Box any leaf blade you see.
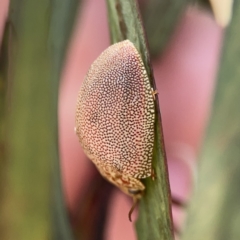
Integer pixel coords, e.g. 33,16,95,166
106,0,174,239
182,1,240,239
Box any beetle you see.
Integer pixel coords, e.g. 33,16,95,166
75,40,155,221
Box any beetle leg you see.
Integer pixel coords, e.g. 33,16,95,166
128,197,139,222
151,88,158,100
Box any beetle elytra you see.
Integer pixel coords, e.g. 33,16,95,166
75,40,155,221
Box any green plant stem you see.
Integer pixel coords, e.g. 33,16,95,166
140,0,190,57
106,0,174,239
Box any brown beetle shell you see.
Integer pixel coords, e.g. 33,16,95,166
75,40,155,197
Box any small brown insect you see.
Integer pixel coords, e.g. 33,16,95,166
75,40,155,221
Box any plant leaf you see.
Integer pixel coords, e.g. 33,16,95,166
140,0,190,57
106,0,174,239
48,0,82,239
0,0,80,239
0,1,54,238
0,21,9,237
182,1,240,239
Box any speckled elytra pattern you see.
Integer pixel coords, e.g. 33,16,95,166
75,40,155,197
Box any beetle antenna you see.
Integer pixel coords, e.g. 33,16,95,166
128,197,138,222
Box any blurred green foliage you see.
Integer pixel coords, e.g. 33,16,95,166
0,1,54,238
182,1,240,240
0,0,80,239
140,0,190,57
